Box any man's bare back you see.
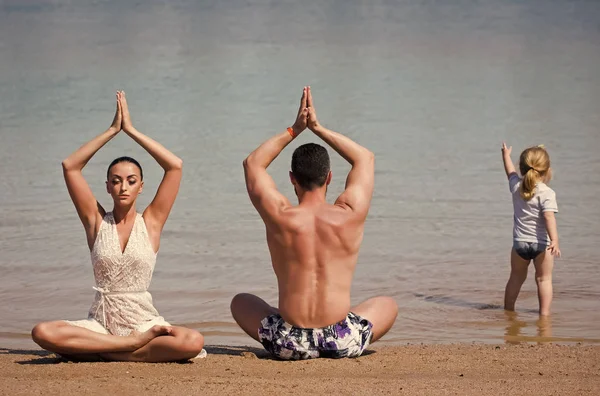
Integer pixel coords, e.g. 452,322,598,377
231,87,397,359
268,203,365,328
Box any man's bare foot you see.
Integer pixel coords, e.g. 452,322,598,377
118,91,134,133
129,325,172,350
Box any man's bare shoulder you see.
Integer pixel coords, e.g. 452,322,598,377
278,203,356,228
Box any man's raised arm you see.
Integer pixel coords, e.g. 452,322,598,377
243,87,309,220
306,87,374,216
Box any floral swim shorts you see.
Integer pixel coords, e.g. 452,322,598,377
258,312,373,360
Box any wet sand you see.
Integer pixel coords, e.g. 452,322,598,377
1,344,598,395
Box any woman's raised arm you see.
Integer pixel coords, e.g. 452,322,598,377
118,91,182,235
62,93,121,247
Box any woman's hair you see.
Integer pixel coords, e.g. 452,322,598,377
106,156,143,180
519,146,550,201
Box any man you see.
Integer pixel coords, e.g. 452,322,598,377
231,87,398,360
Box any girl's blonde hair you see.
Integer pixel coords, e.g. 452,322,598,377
519,145,551,201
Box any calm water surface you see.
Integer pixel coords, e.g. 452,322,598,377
1,0,599,349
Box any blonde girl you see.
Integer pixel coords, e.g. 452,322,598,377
501,143,560,316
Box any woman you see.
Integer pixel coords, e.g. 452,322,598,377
31,91,205,362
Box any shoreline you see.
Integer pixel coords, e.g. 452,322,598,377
1,344,598,395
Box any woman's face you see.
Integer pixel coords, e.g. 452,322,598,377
106,162,143,207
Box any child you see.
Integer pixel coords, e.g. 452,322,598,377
501,143,560,316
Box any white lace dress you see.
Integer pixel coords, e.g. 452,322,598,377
66,212,168,335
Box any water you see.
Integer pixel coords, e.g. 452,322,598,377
1,0,599,349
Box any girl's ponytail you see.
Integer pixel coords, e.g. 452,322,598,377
520,168,538,201
518,146,551,201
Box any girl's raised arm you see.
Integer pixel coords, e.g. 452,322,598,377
501,142,517,179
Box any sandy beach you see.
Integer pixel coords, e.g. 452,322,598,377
1,344,598,395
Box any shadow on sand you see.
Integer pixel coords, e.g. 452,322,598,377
4,344,376,364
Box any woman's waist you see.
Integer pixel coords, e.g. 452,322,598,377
93,286,151,295
91,287,156,306
89,289,158,315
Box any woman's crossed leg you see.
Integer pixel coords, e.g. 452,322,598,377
32,321,204,362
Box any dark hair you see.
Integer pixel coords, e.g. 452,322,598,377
107,156,143,180
291,143,330,190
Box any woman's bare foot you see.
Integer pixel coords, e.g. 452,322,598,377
129,325,172,350
118,90,134,133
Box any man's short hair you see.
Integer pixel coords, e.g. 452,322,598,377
291,143,330,190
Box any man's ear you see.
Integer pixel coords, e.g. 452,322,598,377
290,171,300,198
326,171,332,186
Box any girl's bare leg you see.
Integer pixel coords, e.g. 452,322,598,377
31,321,170,355
504,248,530,311
100,326,204,362
533,249,554,316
